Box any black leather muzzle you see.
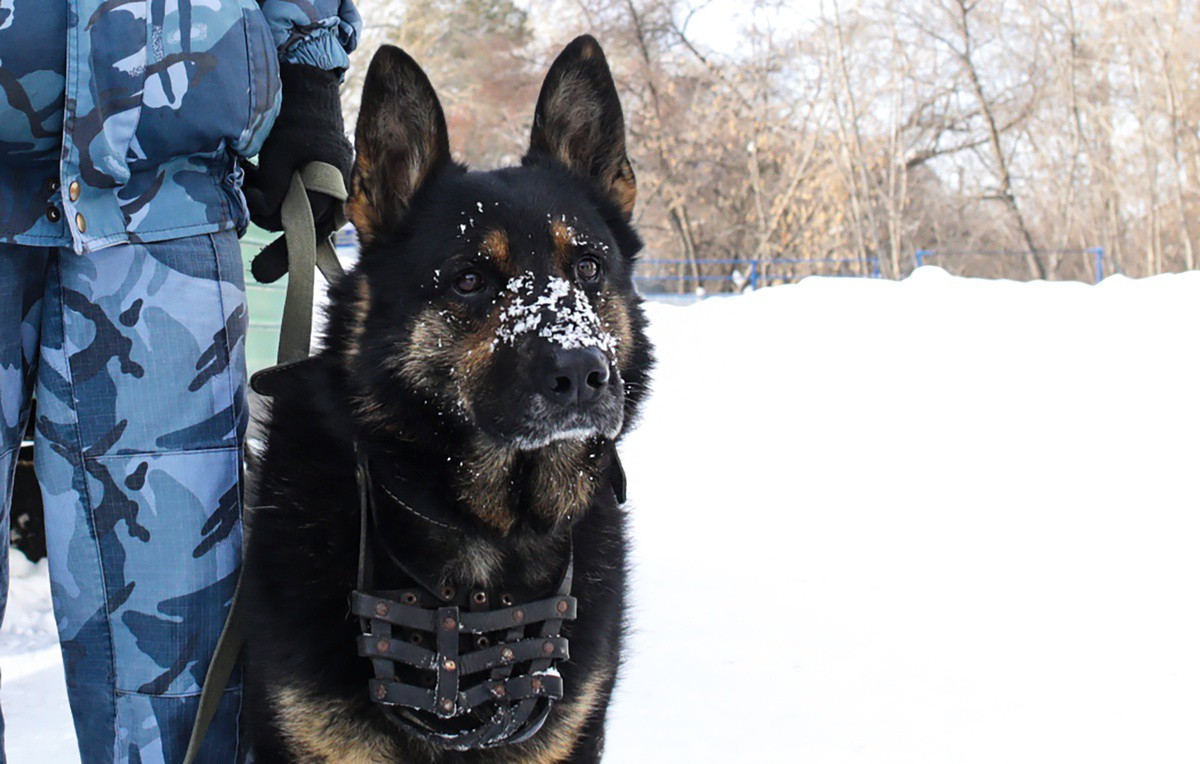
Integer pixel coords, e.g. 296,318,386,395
351,446,580,750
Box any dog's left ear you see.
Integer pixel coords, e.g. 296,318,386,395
527,35,637,220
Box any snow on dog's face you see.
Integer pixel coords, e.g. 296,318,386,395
493,271,617,356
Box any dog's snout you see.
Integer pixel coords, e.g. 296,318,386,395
545,347,610,405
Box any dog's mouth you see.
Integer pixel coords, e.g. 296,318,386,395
466,367,626,451
504,385,625,450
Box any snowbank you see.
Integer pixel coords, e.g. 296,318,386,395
1,553,77,759
5,267,1200,761
610,268,1200,761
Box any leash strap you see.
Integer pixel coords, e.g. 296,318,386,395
277,162,348,364
183,161,347,764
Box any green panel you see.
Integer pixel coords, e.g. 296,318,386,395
239,224,288,375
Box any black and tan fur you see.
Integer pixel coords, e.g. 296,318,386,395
243,36,653,763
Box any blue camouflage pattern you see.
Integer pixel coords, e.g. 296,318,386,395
1,231,248,762
0,0,360,254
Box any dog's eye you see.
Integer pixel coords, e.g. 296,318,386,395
454,270,486,295
576,257,602,283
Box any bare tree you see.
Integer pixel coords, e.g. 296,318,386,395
341,0,1200,284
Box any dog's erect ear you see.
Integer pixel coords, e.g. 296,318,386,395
348,45,451,246
527,35,637,220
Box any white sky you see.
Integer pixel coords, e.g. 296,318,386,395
683,0,826,53
527,0,828,56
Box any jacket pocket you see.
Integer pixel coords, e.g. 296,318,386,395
233,0,282,158
130,1,278,169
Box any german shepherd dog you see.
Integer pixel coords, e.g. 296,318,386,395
243,36,653,762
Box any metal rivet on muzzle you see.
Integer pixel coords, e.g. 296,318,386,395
440,699,455,714
542,640,555,655
512,609,525,623
374,602,389,617
556,599,570,614
501,647,515,662
443,659,457,671
442,616,457,631
375,684,387,700
376,639,391,653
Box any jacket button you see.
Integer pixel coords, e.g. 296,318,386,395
46,206,61,223
75,213,87,233
68,181,81,202
46,178,61,194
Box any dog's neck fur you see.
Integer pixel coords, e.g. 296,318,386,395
456,433,612,534
351,431,594,592
355,425,612,534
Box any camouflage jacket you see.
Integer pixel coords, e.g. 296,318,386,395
0,0,360,253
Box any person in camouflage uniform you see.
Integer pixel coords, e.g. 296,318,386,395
0,1,359,761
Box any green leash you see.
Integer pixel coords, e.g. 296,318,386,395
276,163,348,364
183,161,347,764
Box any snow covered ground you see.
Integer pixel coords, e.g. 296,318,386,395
5,267,1200,761
0,553,77,759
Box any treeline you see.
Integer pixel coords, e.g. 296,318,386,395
343,0,1200,285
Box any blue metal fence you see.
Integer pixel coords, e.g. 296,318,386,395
634,256,882,294
914,248,1112,284
332,228,1115,294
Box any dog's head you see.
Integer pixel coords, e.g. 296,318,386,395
331,36,652,459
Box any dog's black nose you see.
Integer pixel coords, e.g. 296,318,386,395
545,347,610,405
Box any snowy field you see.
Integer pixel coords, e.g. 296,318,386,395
4,267,1200,761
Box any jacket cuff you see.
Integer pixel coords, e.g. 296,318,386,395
281,32,350,71
262,1,361,72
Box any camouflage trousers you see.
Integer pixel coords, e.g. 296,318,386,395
0,231,246,762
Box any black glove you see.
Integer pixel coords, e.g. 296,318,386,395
243,63,353,283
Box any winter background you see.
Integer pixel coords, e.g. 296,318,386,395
4,267,1200,761
8,0,1200,758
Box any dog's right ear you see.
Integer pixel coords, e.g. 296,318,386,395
347,45,450,246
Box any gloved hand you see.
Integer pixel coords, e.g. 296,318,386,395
243,63,353,283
